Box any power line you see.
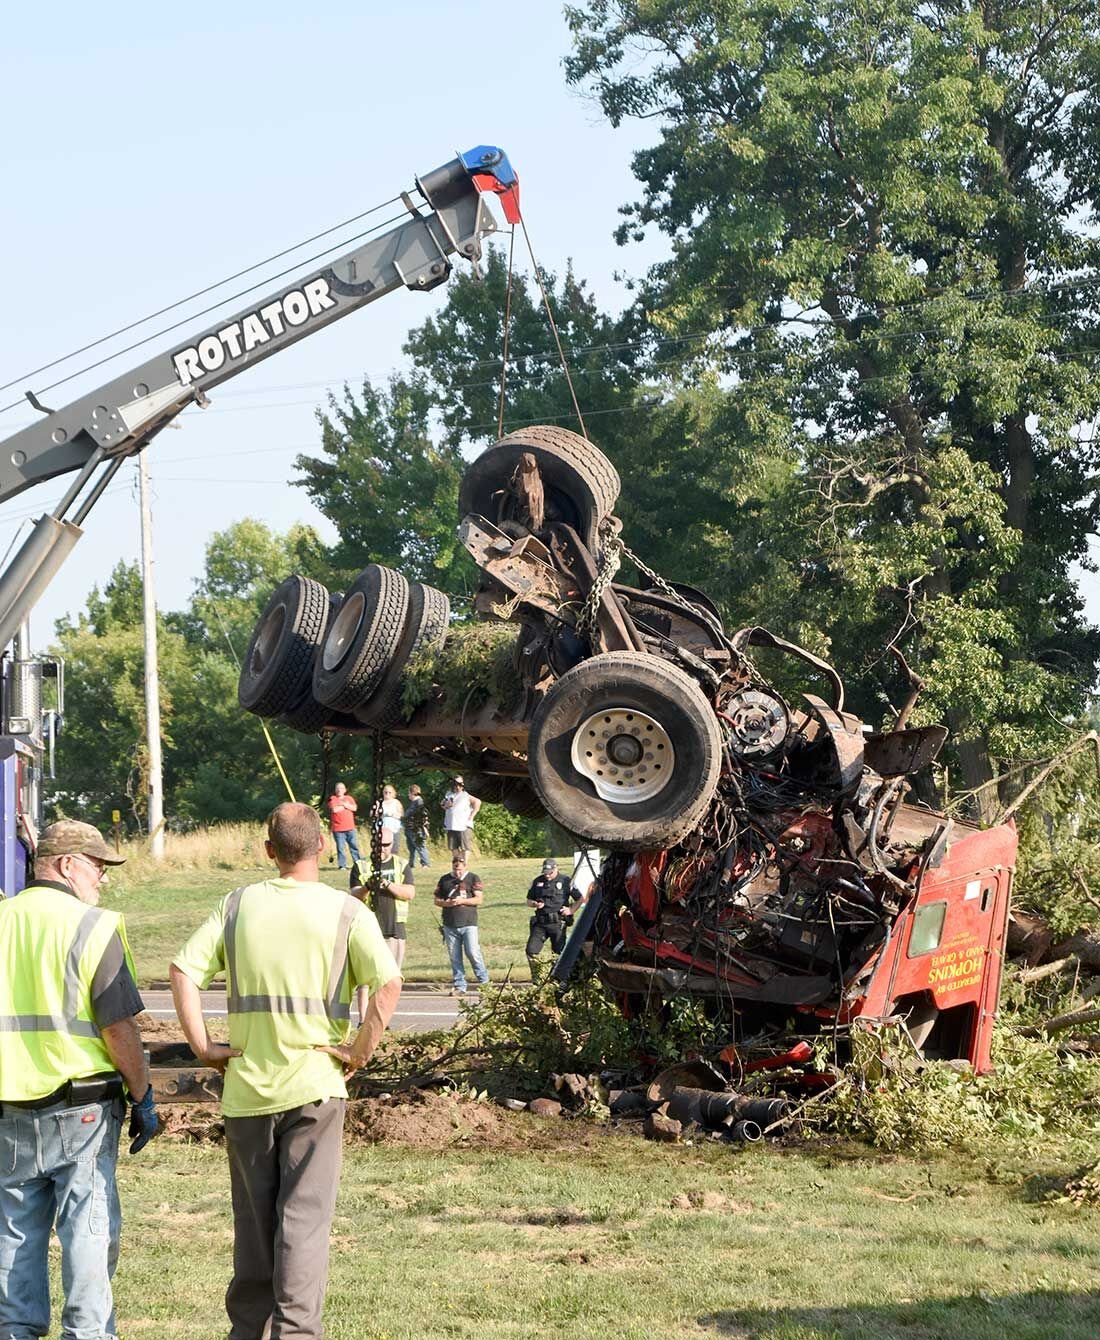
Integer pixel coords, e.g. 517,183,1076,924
6,264,1100,425
0,208,411,415
0,195,403,396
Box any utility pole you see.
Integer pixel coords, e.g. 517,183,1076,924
138,451,165,859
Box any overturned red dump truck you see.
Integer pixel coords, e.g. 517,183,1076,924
239,426,1016,1073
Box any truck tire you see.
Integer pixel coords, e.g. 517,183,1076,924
312,565,409,712
276,595,363,735
277,692,362,736
238,575,330,717
528,652,722,850
458,425,620,553
355,583,451,730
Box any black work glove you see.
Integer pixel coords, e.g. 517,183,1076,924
128,1086,160,1154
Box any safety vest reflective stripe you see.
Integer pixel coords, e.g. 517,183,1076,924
231,995,351,1019
2,906,105,1039
222,886,246,1012
325,896,359,1007
64,907,105,1020
0,1015,100,1037
223,886,357,1021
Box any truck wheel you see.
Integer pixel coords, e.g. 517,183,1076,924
273,596,361,735
277,693,362,736
355,583,451,730
238,575,330,717
458,425,620,552
312,565,409,712
528,652,722,850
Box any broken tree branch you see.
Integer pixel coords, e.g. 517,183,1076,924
1019,1006,1100,1039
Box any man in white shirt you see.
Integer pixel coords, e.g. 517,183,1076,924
441,776,481,860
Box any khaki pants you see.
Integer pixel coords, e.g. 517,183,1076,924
224,1098,345,1339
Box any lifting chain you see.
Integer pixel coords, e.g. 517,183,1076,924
613,531,763,688
574,531,623,647
367,730,387,895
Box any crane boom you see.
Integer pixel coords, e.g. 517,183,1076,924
0,143,519,890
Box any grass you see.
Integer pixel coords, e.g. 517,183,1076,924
101,1133,1100,1339
105,844,563,985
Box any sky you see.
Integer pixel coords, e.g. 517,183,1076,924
0,2,663,644
3,3,1099,648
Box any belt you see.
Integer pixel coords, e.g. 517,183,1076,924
1,1072,124,1114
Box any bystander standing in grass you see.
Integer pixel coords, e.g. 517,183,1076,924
434,852,490,997
327,781,360,869
441,775,480,861
170,802,401,1339
403,783,431,868
355,827,415,1011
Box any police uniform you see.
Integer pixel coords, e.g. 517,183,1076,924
526,869,581,958
173,874,397,1337
0,821,142,1340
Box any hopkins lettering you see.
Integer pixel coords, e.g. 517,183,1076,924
172,278,338,385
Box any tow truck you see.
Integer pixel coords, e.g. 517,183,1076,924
0,143,521,891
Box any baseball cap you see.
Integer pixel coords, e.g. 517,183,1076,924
453,775,464,785
37,819,127,866
542,859,557,872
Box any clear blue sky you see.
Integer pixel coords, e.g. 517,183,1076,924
0,2,662,640
4,4,1098,642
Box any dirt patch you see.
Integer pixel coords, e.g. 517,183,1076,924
155,1089,594,1152
344,1089,535,1151
139,1014,228,1044
138,1014,185,1041
159,1104,225,1144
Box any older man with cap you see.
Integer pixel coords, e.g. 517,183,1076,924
0,819,159,1340
525,858,585,969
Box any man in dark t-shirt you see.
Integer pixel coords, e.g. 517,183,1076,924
525,858,584,964
433,855,490,996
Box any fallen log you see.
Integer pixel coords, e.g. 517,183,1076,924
1014,956,1080,984
1018,1007,1100,1039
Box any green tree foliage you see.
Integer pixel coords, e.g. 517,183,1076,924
403,247,646,452
566,0,1100,812
295,375,476,597
48,524,357,830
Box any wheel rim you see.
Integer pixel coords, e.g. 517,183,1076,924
250,603,286,677
323,590,365,671
570,707,674,804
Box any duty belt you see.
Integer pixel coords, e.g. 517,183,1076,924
0,1071,124,1115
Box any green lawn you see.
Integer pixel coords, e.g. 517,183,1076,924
103,1130,1100,1339
107,855,567,986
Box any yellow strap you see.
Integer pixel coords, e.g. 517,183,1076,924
260,721,296,802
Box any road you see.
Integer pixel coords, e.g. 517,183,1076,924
140,986,464,1033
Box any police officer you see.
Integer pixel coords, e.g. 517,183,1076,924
171,801,401,1340
525,858,584,967
0,820,160,1340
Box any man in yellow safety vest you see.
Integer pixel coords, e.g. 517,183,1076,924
171,801,401,1340
0,819,159,1340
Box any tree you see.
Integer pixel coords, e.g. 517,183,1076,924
295,251,651,601
567,0,1100,814
295,375,476,597
49,523,352,830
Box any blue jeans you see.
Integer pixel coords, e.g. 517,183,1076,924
0,1097,123,1339
442,924,489,992
405,830,431,867
332,828,361,868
